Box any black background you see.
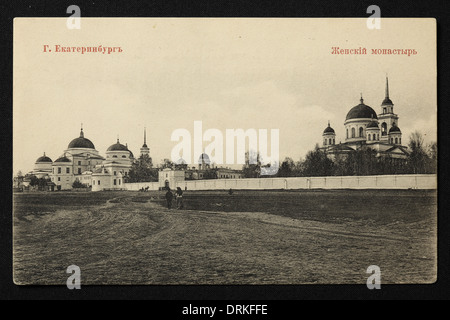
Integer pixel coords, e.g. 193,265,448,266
1,0,449,306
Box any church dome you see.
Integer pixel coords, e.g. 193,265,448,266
346,98,378,121
198,153,211,164
323,122,335,134
389,125,401,133
381,97,393,106
68,128,95,149
366,121,379,129
107,139,129,151
36,153,52,163
54,155,71,163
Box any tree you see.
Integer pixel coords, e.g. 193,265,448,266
302,144,334,176
72,180,86,188
408,131,429,174
426,141,437,173
344,148,378,176
277,157,295,177
128,156,158,182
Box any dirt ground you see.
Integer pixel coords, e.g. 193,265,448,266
13,189,437,285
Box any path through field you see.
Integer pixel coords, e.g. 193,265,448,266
13,190,437,285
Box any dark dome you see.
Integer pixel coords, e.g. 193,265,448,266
36,154,52,163
54,155,71,163
366,121,379,129
381,97,393,106
389,126,401,133
68,128,95,149
323,122,335,134
346,98,378,121
107,139,129,151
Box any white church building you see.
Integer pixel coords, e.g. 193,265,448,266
321,77,409,159
31,126,145,191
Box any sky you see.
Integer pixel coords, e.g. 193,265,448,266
13,18,437,174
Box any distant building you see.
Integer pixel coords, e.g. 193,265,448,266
215,167,244,179
91,166,125,192
32,126,141,191
159,168,185,190
321,77,408,159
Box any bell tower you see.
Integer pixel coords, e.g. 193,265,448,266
378,76,399,142
140,127,150,157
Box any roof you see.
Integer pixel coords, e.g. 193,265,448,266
107,139,129,151
323,126,335,134
54,156,71,163
384,145,409,155
93,167,109,174
346,98,378,121
389,126,401,133
36,154,52,163
366,121,379,129
68,128,95,149
381,97,393,106
198,153,211,164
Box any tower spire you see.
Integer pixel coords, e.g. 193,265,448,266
385,75,389,99
144,127,147,145
80,123,84,138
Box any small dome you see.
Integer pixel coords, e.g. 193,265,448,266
198,153,211,164
346,98,378,121
36,153,52,163
389,126,401,133
68,128,95,149
323,122,335,134
381,97,393,106
107,139,129,151
54,155,71,163
366,121,379,129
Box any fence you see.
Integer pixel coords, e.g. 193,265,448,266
124,174,437,191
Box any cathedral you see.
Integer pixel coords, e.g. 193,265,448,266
31,126,151,191
321,77,409,159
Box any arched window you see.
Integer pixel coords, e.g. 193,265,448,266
368,134,371,141
359,127,364,137
346,129,349,139
395,137,398,144
329,138,332,145
377,134,380,140
333,139,335,145
324,139,327,145
373,134,376,141
381,123,387,136
399,138,402,144
351,128,355,138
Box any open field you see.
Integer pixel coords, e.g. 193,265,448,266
13,189,437,285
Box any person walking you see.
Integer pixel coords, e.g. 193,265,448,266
165,188,173,209
176,187,184,209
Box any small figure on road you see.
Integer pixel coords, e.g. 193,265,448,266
176,187,184,209
165,188,173,209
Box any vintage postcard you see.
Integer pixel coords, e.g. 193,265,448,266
13,18,437,286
